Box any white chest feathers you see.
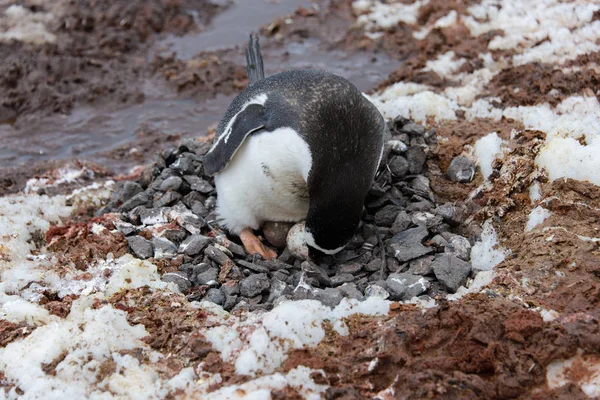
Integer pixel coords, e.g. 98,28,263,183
214,127,313,234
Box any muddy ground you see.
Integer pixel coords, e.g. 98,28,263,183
1,0,599,399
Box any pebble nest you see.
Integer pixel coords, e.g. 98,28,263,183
102,116,479,311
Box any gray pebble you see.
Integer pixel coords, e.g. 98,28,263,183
171,157,196,175
386,273,430,301
389,156,409,178
204,288,225,305
374,205,401,227
179,235,211,256
408,255,435,275
114,220,138,236
338,283,363,300
364,259,383,272
429,234,448,248
301,261,331,287
406,147,426,174
195,267,219,285
409,176,431,195
337,263,362,275
411,212,443,228
447,156,476,183
445,235,472,261
388,226,433,263
330,273,355,287
161,272,191,292
127,236,153,259
115,181,143,203
160,176,183,192
388,140,408,154
405,201,434,213
240,273,270,297
431,254,472,292
154,191,182,208
121,192,150,212
140,208,169,226
152,237,178,259
364,284,390,300
237,260,269,274
267,279,292,303
223,295,238,310
401,122,426,136
191,201,209,218
314,288,343,308
204,245,232,266
182,191,206,208
390,211,412,235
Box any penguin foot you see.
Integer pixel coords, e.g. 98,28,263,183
240,228,278,260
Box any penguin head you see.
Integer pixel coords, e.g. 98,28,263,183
303,199,362,259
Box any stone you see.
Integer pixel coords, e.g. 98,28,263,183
179,235,211,256
126,236,153,259
121,192,150,212
204,245,232,266
182,191,206,208
388,226,433,263
115,181,143,203
114,220,138,236
168,203,205,234
204,196,217,210
263,221,295,248
301,261,331,287
390,211,412,235
160,176,183,192
406,146,426,174
447,156,476,183
154,190,182,208
293,286,316,301
171,157,196,175
401,122,426,136
411,212,443,228
314,288,343,308
277,247,295,264
237,260,269,274
431,254,472,292
267,279,291,303
389,156,409,178
386,273,430,301
257,259,296,271
445,235,472,261
374,205,401,227
337,263,362,275
364,258,383,272
408,255,435,275
405,201,434,213
409,176,431,195
338,283,363,300
429,234,448,248
223,295,238,310
195,267,219,285
388,140,408,154
152,237,178,259
364,284,390,299
184,176,214,194
240,273,270,297
204,288,225,305
191,201,208,218
140,208,169,226
330,273,355,287
161,272,191,292
434,203,466,225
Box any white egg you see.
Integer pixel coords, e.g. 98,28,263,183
286,221,309,260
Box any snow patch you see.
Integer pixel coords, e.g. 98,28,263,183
525,206,551,232
470,220,509,272
353,0,430,31
474,132,505,179
0,5,56,44
547,349,600,398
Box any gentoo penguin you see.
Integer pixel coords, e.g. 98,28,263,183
203,34,385,260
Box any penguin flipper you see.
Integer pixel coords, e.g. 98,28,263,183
203,103,266,176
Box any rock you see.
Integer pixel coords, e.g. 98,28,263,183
204,288,225,305
240,273,270,297
364,284,390,299
429,234,448,248
406,200,434,213
121,192,150,212
390,211,412,235
168,203,205,234
179,235,211,256
411,212,443,228
191,201,208,218
154,191,182,208
237,260,269,274
374,205,401,227
257,259,295,271
434,203,467,226
409,176,431,195
388,226,432,263
114,220,138,236
221,281,239,297
388,140,408,154
337,263,362,275
115,181,143,203
161,272,191,292
195,267,219,285
263,221,295,248
301,261,331,287
408,255,435,275
431,254,472,292
127,236,153,259
364,259,383,272
447,156,476,183
205,245,232,265
445,235,472,261
338,283,363,300
160,176,183,192
277,247,295,264
152,237,178,259
223,295,238,310
293,286,316,301
401,122,426,136
287,222,309,260
182,191,206,208
204,196,217,210
171,157,196,175
389,156,409,178
140,208,169,226
330,273,355,287
386,273,430,300
406,146,426,174
267,279,291,303
314,288,343,307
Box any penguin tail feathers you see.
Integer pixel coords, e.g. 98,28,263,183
245,33,265,85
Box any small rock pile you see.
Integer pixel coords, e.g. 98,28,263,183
102,116,479,310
